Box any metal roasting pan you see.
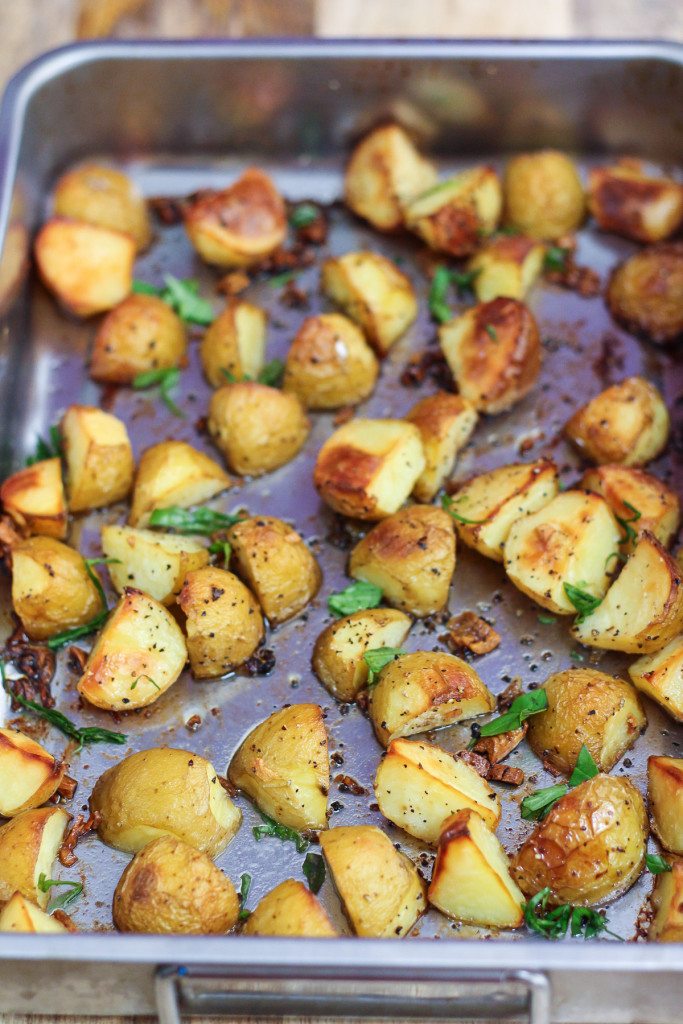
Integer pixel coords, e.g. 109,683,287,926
0,38,682,1023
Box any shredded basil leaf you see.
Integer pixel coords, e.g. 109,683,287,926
238,872,252,920
428,266,479,324
258,359,285,388
38,873,83,913
484,323,498,341
25,425,62,467
471,689,548,746
148,506,243,535
132,367,183,417
441,494,486,525
521,745,599,820
569,745,599,786
208,540,232,562
268,270,299,289
302,852,325,894
646,853,672,875
327,580,383,617
132,276,213,325
538,614,556,625
543,246,569,273
252,812,309,853
289,203,318,229
615,500,641,548
523,886,621,940
8,692,126,750
563,583,602,623
364,647,406,686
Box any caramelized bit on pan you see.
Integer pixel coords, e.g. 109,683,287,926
59,811,102,867
473,724,527,764
444,611,501,656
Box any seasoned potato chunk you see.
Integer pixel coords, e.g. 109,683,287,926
429,810,524,928
208,382,309,477
526,669,646,776
228,704,328,831
226,515,321,625
178,567,264,678
242,879,337,937
1,458,67,539
565,377,670,467
0,892,68,934
573,533,683,653
0,729,66,817
321,251,418,355
607,244,683,345
348,504,455,617
503,150,585,239
61,405,134,512
580,464,680,555
504,491,620,614
90,747,241,857
403,166,502,256
53,163,151,251
0,807,69,908
312,608,412,703
184,168,286,267
588,164,683,243
283,313,378,410
11,536,103,641
649,858,683,942
34,218,135,317
629,634,683,721
90,294,186,384
648,756,683,855
313,418,425,521
102,525,209,605
369,651,495,747
200,299,266,388
439,297,541,414
469,234,545,302
405,392,478,502
320,825,426,938
129,440,230,527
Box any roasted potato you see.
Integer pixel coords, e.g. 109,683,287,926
573,533,683,653
0,892,68,933
565,377,670,467
439,297,541,414
320,825,426,938
90,747,241,857
313,418,425,521
90,293,186,384
102,524,209,605
0,807,69,908
469,233,545,302
77,587,187,711
348,504,456,617
649,859,683,942
629,634,683,721
504,490,620,614
580,464,680,555
34,218,135,317
199,299,266,388
53,163,151,251
405,392,478,502
283,313,379,410
184,168,286,267
648,756,683,855
428,810,524,928
113,835,239,934
606,243,683,345
129,440,230,527
403,166,502,256
321,251,418,355
312,608,412,703
226,515,321,625
177,567,264,678
11,535,104,641
588,164,683,243
503,150,585,239
207,382,309,477
369,650,495,747
0,729,66,817
526,668,646,775
510,774,647,906
374,738,500,844
61,405,134,512
242,879,337,937
1,458,67,539
228,703,329,831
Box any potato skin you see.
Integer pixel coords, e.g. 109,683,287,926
0,892,68,933
588,165,683,243
649,858,683,941
129,440,230,527
1,457,67,539
0,807,69,908
53,163,151,251
200,299,266,388
648,756,683,855
565,377,670,467
503,150,585,239
526,668,646,776
312,607,412,703
606,243,683,345
242,879,337,937
208,382,309,477
61,404,134,512
405,392,478,502
90,293,186,384
113,836,239,934
510,774,647,906
177,567,264,678
580,464,680,555
0,729,65,817
283,313,379,410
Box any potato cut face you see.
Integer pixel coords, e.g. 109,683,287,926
200,300,266,388
504,490,621,614
503,150,585,239
565,376,670,467
374,738,500,844
649,859,683,941
177,567,264,678
53,163,151,251
588,165,683,243
0,892,67,933
405,392,478,502
469,234,545,302
629,634,683,721
580,464,680,555
404,166,502,257
607,243,683,345
242,878,338,937
0,728,65,817
61,404,134,512
0,806,69,908
312,608,412,703
0,457,67,539
91,293,187,384
283,313,379,410
129,440,231,527
102,524,209,605
648,756,683,855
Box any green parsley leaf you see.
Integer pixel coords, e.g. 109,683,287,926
364,647,406,686
162,275,213,325
238,872,252,920
327,580,383,617
252,812,309,853
646,853,672,875
289,203,318,229
148,506,244,536
132,367,183,417
520,783,569,821
484,324,498,341
523,886,621,940
37,874,83,913
441,494,486,525
543,246,569,273
569,745,599,786
257,359,285,388
472,689,548,745
563,583,602,623
302,851,325,894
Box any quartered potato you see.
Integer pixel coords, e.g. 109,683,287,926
428,810,524,928
90,294,186,384
629,635,683,721
208,382,309,477
649,859,683,942
34,218,135,317
184,168,287,267
648,756,683,855
129,440,230,527
565,377,670,467
313,418,425,521
580,464,680,555
320,825,426,938
177,567,264,678
504,490,620,614
77,588,187,711
283,313,379,410
503,150,585,239
344,123,437,231
228,703,329,831
11,535,104,640
588,164,683,243
53,163,151,251
439,297,541,414
348,504,456,617
0,892,68,934
0,729,66,817
369,650,495,747
321,251,418,355
242,879,338,937
0,458,67,539
90,747,241,857
573,533,683,653
511,774,647,906
405,392,478,502
607,243,683,345
102,524,209,605
468,233,545,302
374,737,500,844
113,836,239,934
312,608,412,703
0,807,70,908
199,299,266,388
226,515,321,625
403,166,502,256
61,405,134,512
526,668,646,775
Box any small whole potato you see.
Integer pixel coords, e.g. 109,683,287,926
504,150,585,239
90,293,186,384
242,878,337,937
200,299,266,387
565,377,670,467
113,836,239,934
53,163,151,251
1,457,67,540
129,440,231,528
283,313,379,410
178,566,264,678
208,382,309,477
606,243,683,345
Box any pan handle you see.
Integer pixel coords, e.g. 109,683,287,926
155,965,550,1023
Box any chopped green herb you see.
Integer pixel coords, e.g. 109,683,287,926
7,692,126,750
497,225,521,237
543,246,569,273
289,202,318,229
537,614,557,625
209,540,232,562
258,359,285,388
605,551,622,570
83,557,120,610
26,425,62,467
569,649,586,663
221,368,239,383
132,279,161,296
130,675,160,692
364,647,407,686
47,611,109,650
646,853,672,875
441,494,486,525
238,872,252,920
563,583,602,623
268,270,298,289
470,689,548,748
521,745,598,820
327,580,383,617
37,874,83,913
615,501,641,548
428,266,479,324
132,367,183,417
569,745,599,786
302,851,325,894
148,506,244,535
162,275,214,325
252,812,309,853
523,887,621,940
484,324,498,342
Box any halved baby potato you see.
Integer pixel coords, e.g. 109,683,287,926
503,150,585,239
469,234,545,302
588,164,683,243
0,892,68,933
0,806,70,908
90,293,186,384
129,440,231,527
607,243,683,345
102,525,209,605
242,878,337,937
629,635,683,721
405,392,478,502
0,729,66,817
648,756,683,855
649,859,683,942
565,377,670,467
199,299,266,388
61,405,134,512
1,458,67,539
580,464,680,555
312,607,412,703
53,163,151,251
283,313,379,410
177,567,264,678
403,166,502,256
208,382,309,477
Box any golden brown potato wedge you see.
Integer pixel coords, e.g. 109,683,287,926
53,163,151,251
242,879,338,937
128,440,231,528
580,464,680,555
283,313,379,410
0,729,66,817
403,166,502,256
648,756,683,855
0,807,70,908
208,382,309,477
177,567,264,678
1,458,67,540
0,892,68,933
503,150,585,239
606,243,683,345
90,293,186,384
102,525,209,605
469,233,545,302
312,608,412,703
199,299,266,388
61,405,134,512
405,392,478,502
649,858,683,942
588,164,683,243
565,377,670,467
629,634,683,721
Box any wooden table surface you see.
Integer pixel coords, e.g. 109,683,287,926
1,1,681,1022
